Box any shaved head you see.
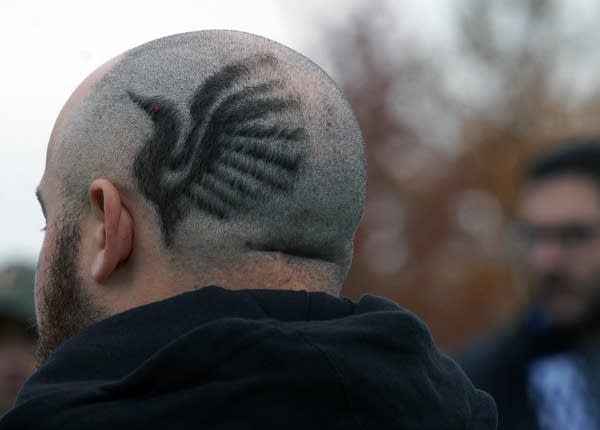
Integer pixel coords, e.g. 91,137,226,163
46,30,365,293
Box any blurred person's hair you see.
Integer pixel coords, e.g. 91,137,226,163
0,264,36,339
524,137,600,188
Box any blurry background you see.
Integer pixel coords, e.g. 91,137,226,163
2,0,600,352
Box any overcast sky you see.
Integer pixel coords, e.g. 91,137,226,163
0,0,454,264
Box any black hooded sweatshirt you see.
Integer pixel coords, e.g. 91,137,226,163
0,287,496,429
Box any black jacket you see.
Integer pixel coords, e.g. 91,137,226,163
458,312,578,430
1,287,496,429
459,323,539,430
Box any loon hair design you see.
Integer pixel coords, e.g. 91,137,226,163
129,54,307,245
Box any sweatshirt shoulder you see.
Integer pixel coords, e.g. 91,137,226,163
283,300,498,429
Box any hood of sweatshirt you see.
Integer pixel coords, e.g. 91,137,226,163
0,286,496,430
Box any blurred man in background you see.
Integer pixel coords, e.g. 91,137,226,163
461,139,600,429
0,264,36,414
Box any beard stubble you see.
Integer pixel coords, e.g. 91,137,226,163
35,218,106,366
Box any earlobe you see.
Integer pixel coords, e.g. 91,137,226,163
89,179,135,284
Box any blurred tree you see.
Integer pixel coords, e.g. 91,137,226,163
324,0,600,350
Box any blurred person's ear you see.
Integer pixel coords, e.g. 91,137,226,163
89,179,134,283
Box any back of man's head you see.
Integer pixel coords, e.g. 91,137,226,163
40,31,365,302
36,31,366,358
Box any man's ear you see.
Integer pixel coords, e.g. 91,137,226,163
89,179,134,284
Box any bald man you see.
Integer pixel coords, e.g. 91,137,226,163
0,31,496,429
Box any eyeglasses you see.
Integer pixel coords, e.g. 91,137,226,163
513,222,600,251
